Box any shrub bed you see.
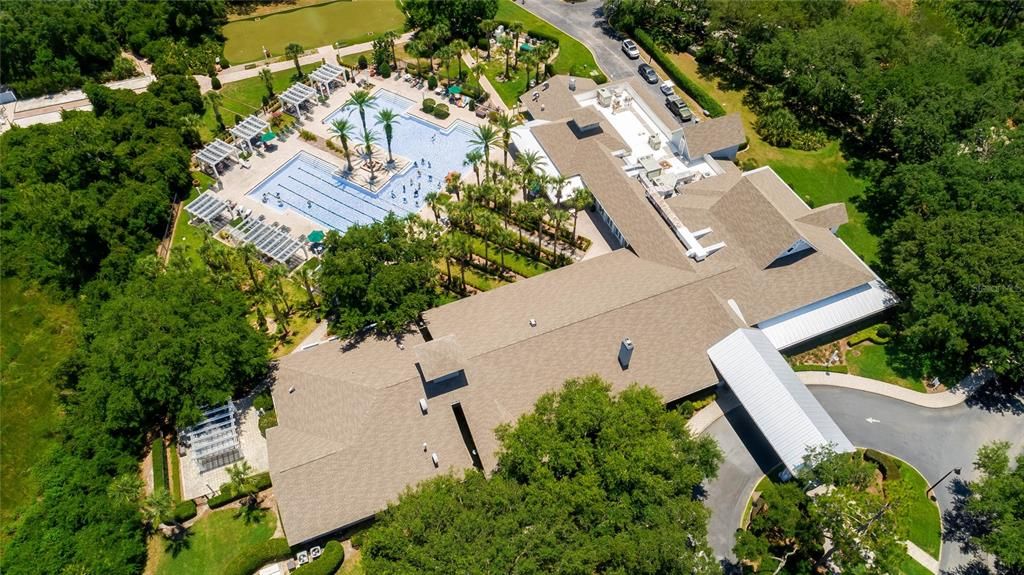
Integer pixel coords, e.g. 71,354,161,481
152,438,169,493
421,98,436,114
170,499,197,523
455,231,551,277
258,410,278,437
863,449,902,481
208,471,273,508
633,29,725,117
223,538,292,575
791,364,849,374
290,541,345,575
849,324,893,346
432,103,450,119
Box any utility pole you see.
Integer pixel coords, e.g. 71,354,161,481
926,466,962,500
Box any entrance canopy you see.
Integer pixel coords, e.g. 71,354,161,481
708,328,854,476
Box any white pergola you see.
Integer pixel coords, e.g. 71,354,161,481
229,114,270,153
182,403,242,473
310,62,346,97
184,190,229,223
279,82,317,116
195,139,239,178
230,216,306,264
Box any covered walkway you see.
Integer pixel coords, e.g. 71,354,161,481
707,328,854,477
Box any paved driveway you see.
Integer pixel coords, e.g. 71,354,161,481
703,386,1024,571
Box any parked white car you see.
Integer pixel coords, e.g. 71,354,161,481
621,39,640,59
660,80,675,96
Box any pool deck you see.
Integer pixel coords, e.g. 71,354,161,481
211,74,488,239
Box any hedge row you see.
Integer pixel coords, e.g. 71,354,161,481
151,438,168,493
208,471,273,508
863,449,902,481
291,541,345,575
633,29,726,117
170,500,197,523
849,324,893,346
223,538,292,575
791,364,849,374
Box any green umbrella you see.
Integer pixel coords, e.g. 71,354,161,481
307,230,325,243
448,85,462,95
260,131,277,143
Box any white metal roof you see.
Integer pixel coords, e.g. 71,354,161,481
195,139,237,167
757,280,898,350
708,328,854,475
184,190,229,222
310,62,345,86
279,82,316,109
230,114,270,142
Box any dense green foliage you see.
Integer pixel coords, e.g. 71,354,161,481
402,0,498,41
291,541,345,575
171,499,197,524
963,441,1024,571
0,0,226,96
221,537,292,575
735,447,912,575
692,0,1024,384
605,0,709,52
208,471,273,508
359,376,723,574
317,214,440,336
0,75,202,293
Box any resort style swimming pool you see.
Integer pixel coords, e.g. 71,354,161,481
248,91,477,233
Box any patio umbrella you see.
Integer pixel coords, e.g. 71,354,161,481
448,85,462,95
307,230,326,243
260,131,277,143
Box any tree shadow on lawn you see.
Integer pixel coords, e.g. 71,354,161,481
162,528,194,558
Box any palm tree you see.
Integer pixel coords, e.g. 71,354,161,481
511,202,529,248
470,124,500,183
435,45,455,84
445,172,463,201
548,206,568,260
464,149,484,185
107,473,143,507
237,242,262,292
496,184,514,227
142,489,184,539
266,264,292,316
285,43,304,77
515,150,547,198
362,129,379,180
440,233,455,287
498,35,514,78
328,118,355,172
534,42,553,82
384,30,399,68
510,22,525,67
450,39,469,80
550,174,570,205
491,111,521,168
521,51,538,88
425,191,442,220
479,19,498,60
205,90,224,129
570,187,594,246
479,209,499,274
452,234,472,291
258,67,274,99
296,264,317,308
344,89,377,134
375,108,399,165
226,460,260,510
530,199,549,254
407,39,426,76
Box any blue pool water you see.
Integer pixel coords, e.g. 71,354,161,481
249,91,477,233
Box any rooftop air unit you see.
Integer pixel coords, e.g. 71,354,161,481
619,338,634,369
431,452,439,467
419,398,428,414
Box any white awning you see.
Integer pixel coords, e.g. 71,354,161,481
758,280,898,350
708,328,854,476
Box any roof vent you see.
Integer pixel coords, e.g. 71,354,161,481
529,318,537,327
418,398,428,414
288,386,296,394
618,338,634,369
567,77,575,91
431,452,439,467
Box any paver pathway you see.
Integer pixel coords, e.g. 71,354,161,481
907,541,940,574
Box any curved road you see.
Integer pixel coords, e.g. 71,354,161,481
704,386,1024,571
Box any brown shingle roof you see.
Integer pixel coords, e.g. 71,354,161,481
681,113,746,159
413,335,465,382
797,203,849,230
710,178,805,270
518,75,597,121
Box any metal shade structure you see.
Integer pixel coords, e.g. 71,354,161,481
707,328,854,477
279,82,317,115
230,114,270,152
184,190,229,223
309,62,346,96
182,403,242,473
195,139,239,178
230,216,305,264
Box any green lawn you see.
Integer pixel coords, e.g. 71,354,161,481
202,63,320,141
223,0,405,64
455,231,551,278
0,278,78,548
152,508,277,575
170,184,209,271
900,554,935,575
667,53,878,264
896,460,941,558
847,344,926,393
436,261,509,292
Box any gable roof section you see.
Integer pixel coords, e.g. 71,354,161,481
710,178,806,269
797,203,849,230
681,113,746,158
707,328,854,475
414,335,465,382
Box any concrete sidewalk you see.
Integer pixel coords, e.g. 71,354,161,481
197,32,415,92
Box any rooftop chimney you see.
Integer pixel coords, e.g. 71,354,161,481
618,338,634,369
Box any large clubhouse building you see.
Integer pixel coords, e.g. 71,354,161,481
266,76,895,545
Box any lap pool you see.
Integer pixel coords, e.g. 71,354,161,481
249,90,478,233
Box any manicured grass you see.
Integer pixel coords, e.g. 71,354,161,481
667,53,878,265
0,278,77,547
223,0,404,64
436,261,509,292
900,554,935,575
202,62,320,141
896,460,941,558
481,59,530,107
847,344,926,393
228,0,338,21
169,186,209,271
152,508,277,575
455,231,551,278
495,0,601,78
169,440,183,501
